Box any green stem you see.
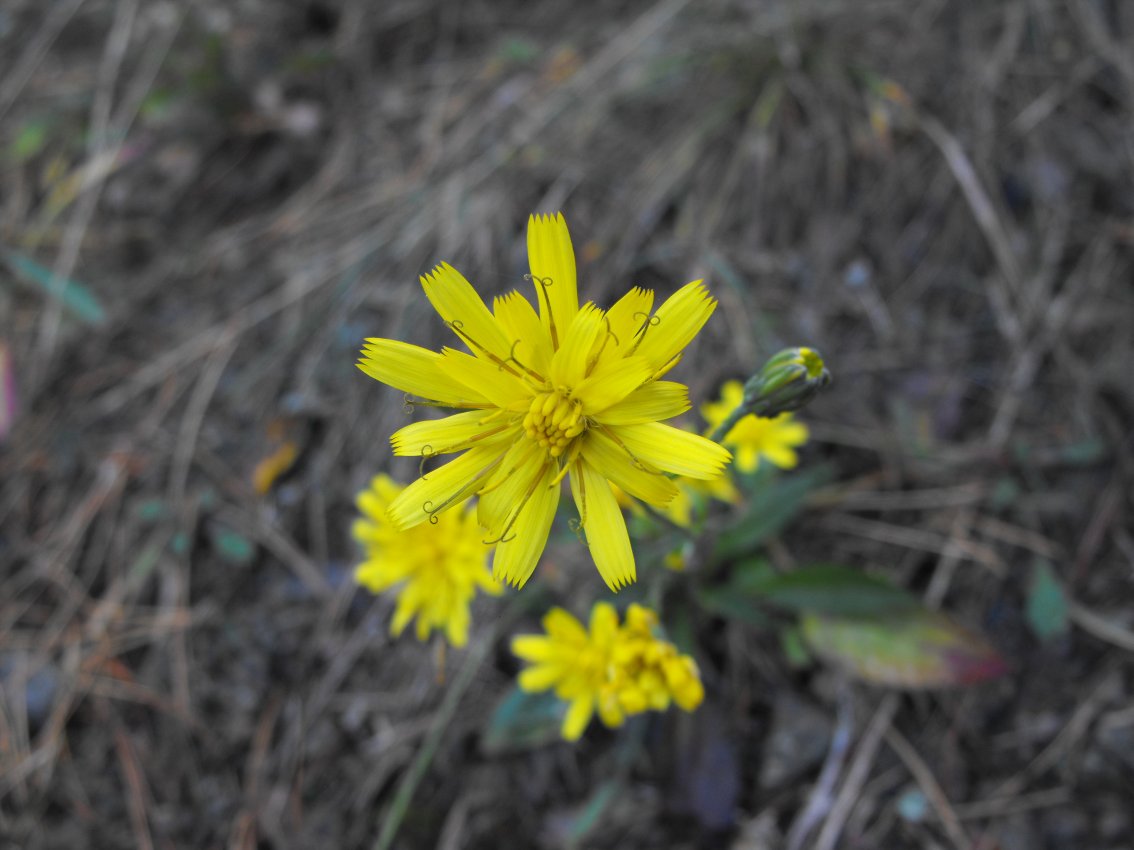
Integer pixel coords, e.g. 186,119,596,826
707,404,746,445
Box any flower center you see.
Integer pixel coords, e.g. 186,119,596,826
523,389,585,457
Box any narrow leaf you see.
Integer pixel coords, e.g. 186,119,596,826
2,249,108,326
747,564,921,617
1026,559,1069,641
711,465,829,560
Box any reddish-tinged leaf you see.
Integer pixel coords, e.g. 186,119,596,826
800,609,1008,688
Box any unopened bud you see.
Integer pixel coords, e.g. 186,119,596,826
743,347,830,417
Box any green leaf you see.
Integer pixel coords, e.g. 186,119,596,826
1026,559,1069,641
9,120,49,162
1057,437,1106,465
696,586,771,627
480,687,566,755
696,558,776,625
209,526,256,565
779,625,812,668
1,248,108,326
800,609,1007,688
745,564,921,617
712,465,829,560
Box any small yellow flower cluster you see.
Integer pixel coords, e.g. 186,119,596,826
512,602,704,740
701,379,809,474
352,474,500,648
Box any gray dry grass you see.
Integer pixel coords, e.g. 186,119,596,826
1,1,1132,848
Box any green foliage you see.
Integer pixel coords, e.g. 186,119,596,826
711,465,830,561
1,248,108,326
741,563,921,617
208,525,256,566
1026,559,1069,641
481,687,567,755
8,119,49,162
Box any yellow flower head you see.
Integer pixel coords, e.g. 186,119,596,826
701,380,809,473
352,474,500,648
358,213,731,590
511,602,704,740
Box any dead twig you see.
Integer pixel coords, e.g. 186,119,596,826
884,727,973,850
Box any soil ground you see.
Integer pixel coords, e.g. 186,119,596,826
1,1,1132,848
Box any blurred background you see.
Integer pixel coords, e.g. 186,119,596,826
1,0,1132,848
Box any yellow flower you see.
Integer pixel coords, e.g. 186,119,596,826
511,602,704,741
352,474,500,648
701,380,808,473
611,605,705,713
358,213,730,590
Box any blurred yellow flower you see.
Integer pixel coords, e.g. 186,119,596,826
511,602,704,740
352,474,500,648
358,213,730,591
701,380,808,473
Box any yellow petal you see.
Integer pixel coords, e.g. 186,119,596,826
518,664,563,692
493,290,552,377
581,428,678,506
477,439,546,536
386,445,503,529
610,422,731,479
589,602,619,641
735,444,760,473
593,381,690,426
421,262,513,361
527,213,579,348
543,607,588,642
511,635,555,662
549,303,603,386
571,460,636,590
358,338,487,406
391,410,513,457
353,560,396,593
438,347,530,410
761,444,799,470
775,419,810,445
562,695,594,741
634,280,717,374
604,286,654,355
491,463,560,588
573,356,652,414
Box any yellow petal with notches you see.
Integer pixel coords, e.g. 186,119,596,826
490,461,560,588
385,444,504,530
421,262,514,361
608,421,731,479
572,356,652,415
633,280,716,374
438,347,532,410
593,381,690,426
358,338,488,406
391,409,514,457
549,303,603,386
493,290,553,377
570,460,636,590
527,213,579,347
581,428,678,506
